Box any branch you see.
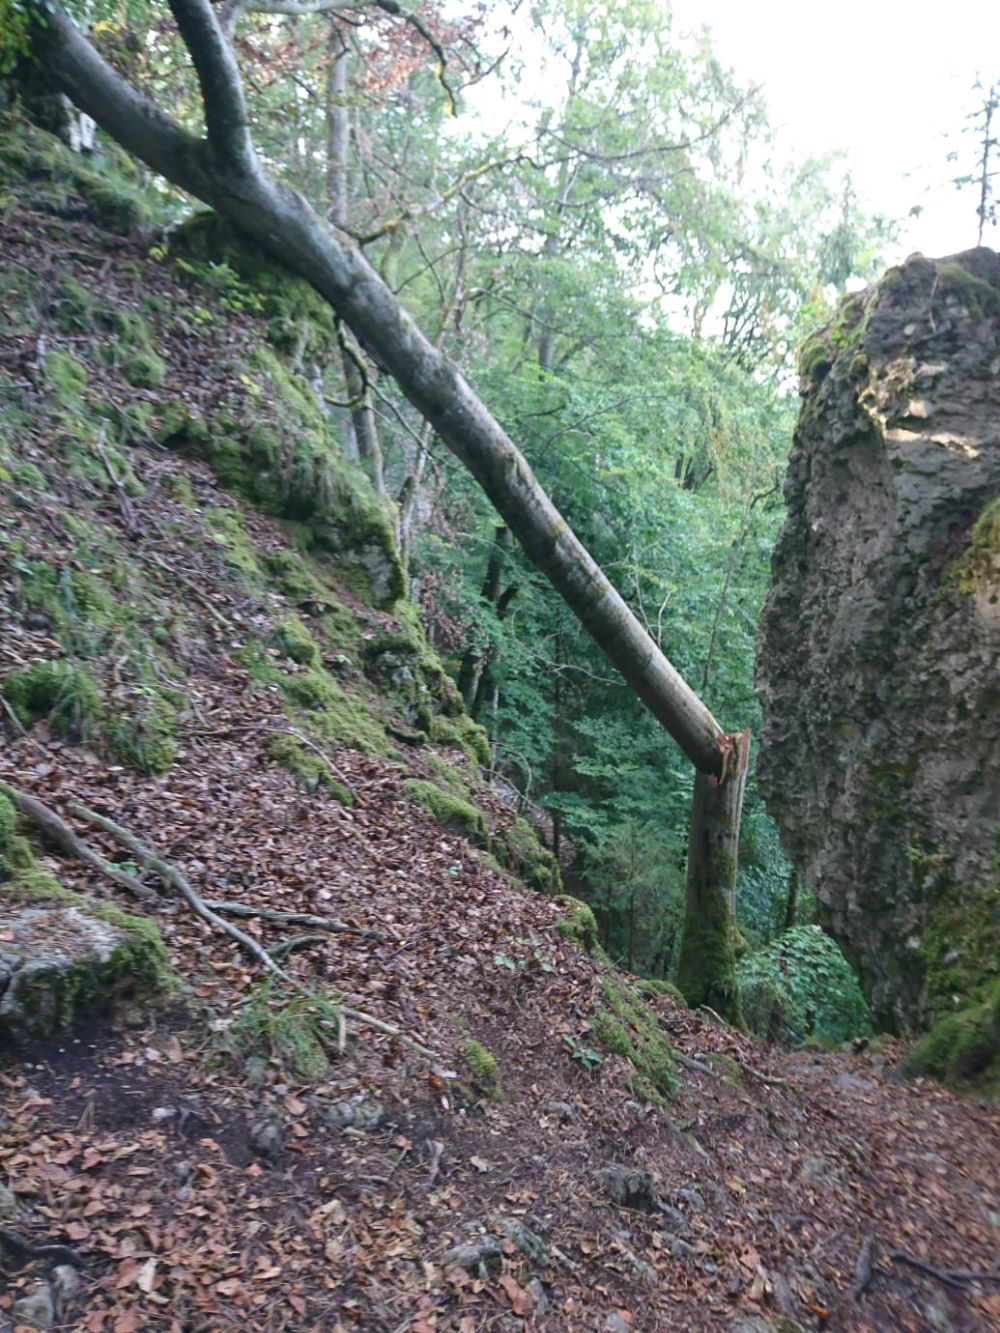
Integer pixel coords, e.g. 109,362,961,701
168,0,256,175
3,785,154,901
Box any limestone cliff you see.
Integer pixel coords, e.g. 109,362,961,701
757,249,1000,1037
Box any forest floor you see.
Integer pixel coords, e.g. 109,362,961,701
1,684,999,1332
1,147,998,1333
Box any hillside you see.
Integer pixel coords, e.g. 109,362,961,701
0,115,998,1333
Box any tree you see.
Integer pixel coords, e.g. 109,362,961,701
23,0,764,1016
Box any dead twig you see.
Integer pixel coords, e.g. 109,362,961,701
201,900,381,938
4,785,154,901
0,696,27,736
68,802,439,1061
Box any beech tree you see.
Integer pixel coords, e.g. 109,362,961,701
21,0,751,1015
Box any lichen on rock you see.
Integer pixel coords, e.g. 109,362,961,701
757,248,1000,1048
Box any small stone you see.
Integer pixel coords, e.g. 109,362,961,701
831,1073,873,1092
527,1277,549,1315
0,1181,17,1218
670,1238,696,1261
171,1160,192,1185
250,1108,285,1159
548,1100,578,1123
599,1165,657,1213
656,1204,686,1230
244,1056,270,1088
151,1106,177,1125
12,1282,55,1330
51,1264,80,1309
605,1314,631,1333
494,1215,548,1266
677,1187,705,1213
443,1238,502,1277
324,1099,384,1130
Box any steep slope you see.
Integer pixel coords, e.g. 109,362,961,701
757,251,1000,1087
0,115,998,1333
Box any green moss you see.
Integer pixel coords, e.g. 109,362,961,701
2,660,101,739
460,1037,502,1099
263,732,353,805
555,895,601,954
110,309,154,347
103,690,179,775
263,549,327,604
278,669,389,754
204,507,262,578
591,976,678,1105
426,712,491,768
676,849,743,1026
121,349,166,389
0,793,17,855
403,779,489,847
495,815,561,895
222,980,338,1081
948,495,1000,597
271,616,320,666
44,348,87,407
903,980,1000,1097
51,275,94,333
936,262,1000,319
634,978,686,1005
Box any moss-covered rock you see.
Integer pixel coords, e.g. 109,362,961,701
271,616,321,667
403,780,489,848
495,814,561,895
554,895,601,954
902,981,1000,1098
121,348,166,389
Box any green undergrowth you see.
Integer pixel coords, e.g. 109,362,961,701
736,925,872,1047
404,779,490,846
590,975,678,1106
263,733,353,805
903,980,1000,1099
459,1036,503,1100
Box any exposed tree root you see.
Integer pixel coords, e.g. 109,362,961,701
885,1247,1000,1289
68,802,439,1061
202,900,381,938
4,785,154,901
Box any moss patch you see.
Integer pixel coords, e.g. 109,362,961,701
591,976,678,1106
403,780,489,848
903,981,1000,1098
2,660,101,739
554,895,601,954
263,732,353,805
460,1037,503,1099
495,815,561,896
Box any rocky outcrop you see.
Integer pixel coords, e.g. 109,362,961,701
757,249,1000,1033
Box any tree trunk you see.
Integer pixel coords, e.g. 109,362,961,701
675,729,751,1022
457,525,511,708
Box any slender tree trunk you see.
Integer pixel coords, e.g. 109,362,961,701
782,866,801,931
457,525,511,707
325,22,386,500
675,729,751,1022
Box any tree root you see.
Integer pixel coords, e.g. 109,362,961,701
68,803,438,1062
270,933,326,961
201,900,380,938
885,1247,1000,1289
3,785,154,901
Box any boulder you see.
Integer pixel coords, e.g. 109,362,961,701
0,900,170,1041
757,249,1000,1032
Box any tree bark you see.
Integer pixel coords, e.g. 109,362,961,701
675,729,751,1022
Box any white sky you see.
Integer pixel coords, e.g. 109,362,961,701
670,0,1000,261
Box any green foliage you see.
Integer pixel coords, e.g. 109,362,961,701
736,925,873,1046
554,896,601,955
103,688,179,775
903,981,1000,1096
563,1034,603,1071
264,732,353,805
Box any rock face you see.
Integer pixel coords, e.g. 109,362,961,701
757,249,1000,1032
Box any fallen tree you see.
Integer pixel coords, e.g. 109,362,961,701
19,0,749,1017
